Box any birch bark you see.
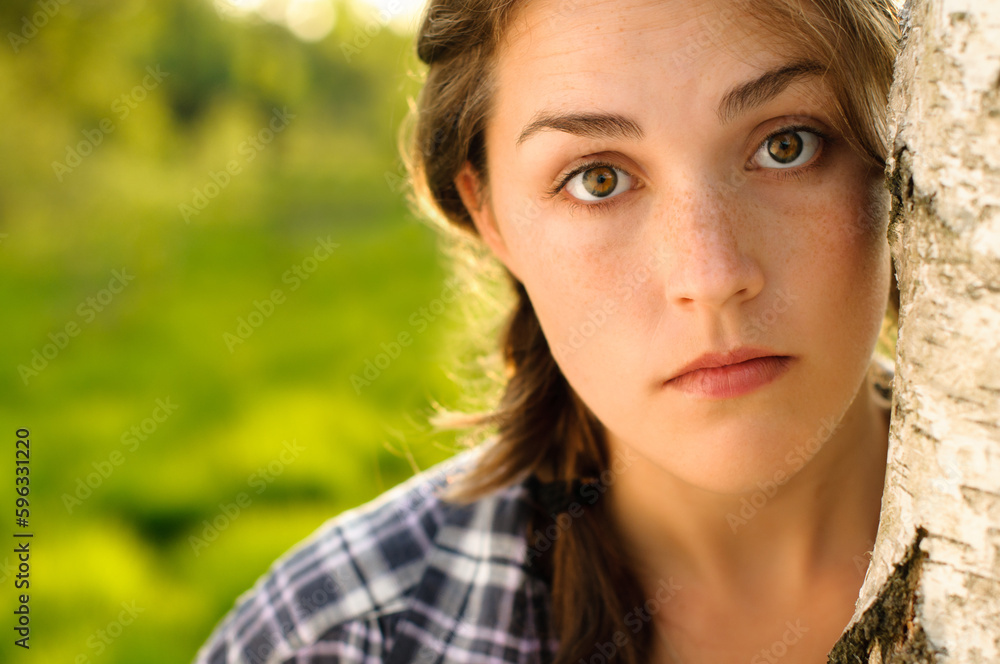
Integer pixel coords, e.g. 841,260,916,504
829,0,1000,662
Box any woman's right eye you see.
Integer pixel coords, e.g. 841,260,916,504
563,164,634,202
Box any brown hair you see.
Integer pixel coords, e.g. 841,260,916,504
398,1,901,662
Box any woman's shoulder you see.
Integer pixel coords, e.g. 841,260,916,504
193,444,556,664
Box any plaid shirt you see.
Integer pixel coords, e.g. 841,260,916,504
193,444,560,664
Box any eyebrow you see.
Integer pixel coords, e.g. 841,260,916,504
516,111,644,148
716,59,827,124
514,59,827,148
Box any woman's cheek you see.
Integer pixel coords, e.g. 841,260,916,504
533,247,644,374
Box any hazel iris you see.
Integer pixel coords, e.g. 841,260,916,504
767,131,804,164
581,166,617,197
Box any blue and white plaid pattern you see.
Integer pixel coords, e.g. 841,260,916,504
193,445,560,664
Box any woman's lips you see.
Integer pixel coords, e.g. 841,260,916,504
663,356,794,399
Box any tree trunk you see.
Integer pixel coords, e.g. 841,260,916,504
828,1,1000,662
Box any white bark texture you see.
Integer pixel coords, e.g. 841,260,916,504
829,1,1000,662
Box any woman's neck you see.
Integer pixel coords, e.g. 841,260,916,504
604,386,890,603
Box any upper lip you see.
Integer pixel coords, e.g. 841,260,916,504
666,346,788,382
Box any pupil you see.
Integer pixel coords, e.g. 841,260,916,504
768,132,803,163
582,167,617,197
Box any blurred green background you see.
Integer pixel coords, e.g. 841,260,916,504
0,0,493,661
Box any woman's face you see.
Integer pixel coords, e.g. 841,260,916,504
455,0,892,493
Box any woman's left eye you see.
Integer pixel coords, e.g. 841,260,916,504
752,129,821,169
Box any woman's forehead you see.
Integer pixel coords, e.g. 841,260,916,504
498,0,771,67
491,0,827,147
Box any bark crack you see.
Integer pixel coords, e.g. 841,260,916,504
827,526,946,664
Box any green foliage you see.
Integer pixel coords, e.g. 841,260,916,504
0,1,474,661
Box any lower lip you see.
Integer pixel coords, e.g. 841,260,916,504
664,356,794,399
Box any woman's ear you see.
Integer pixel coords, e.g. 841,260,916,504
454,161,521,280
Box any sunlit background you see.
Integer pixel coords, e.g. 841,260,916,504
0,0,906,661
0,0,499,661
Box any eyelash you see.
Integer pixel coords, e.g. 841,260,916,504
544,123,833,216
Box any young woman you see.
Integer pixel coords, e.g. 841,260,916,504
194,0,900,662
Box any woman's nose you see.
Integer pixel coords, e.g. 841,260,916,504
655,179,766,311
